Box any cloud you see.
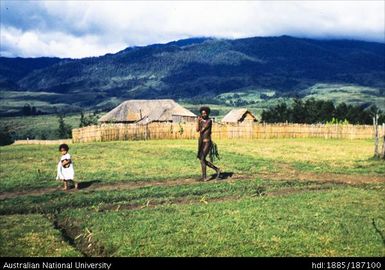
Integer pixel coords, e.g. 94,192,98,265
1,1,384,58
0,26,126,58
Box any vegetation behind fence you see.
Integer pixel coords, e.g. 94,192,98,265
72,123,383,143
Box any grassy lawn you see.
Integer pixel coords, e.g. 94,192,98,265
1,138,384,256
56,185,385,256
0,214,82,257
1,139,383,193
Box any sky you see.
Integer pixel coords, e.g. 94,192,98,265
1,0,384,58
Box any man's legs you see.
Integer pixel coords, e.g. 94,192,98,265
200,158,207,180
206,160,221,179
200,142,220,181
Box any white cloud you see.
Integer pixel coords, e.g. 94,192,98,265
0,26,125,58
1,1,384,58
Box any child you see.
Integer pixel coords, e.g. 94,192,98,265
56,144,75,190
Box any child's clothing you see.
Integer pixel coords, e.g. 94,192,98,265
56,153,74,180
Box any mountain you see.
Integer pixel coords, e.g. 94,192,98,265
0,57,67,89
0,35,384,115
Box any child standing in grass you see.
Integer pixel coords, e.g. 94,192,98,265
56,144,75,190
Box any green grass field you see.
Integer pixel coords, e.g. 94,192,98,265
0,114,82,140
1,138,384,257
0,214,81,257
300,84,385,111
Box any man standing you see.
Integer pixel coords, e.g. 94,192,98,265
196,106,221,181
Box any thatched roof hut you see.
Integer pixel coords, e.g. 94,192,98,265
99,99,196,124
221,108,257,124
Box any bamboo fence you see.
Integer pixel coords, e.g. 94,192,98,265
13,139,72,145
72,123,382,143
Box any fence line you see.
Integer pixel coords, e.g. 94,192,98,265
72,123,381,143
13,139,72,145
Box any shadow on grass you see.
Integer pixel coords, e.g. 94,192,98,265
76,180,102,190
208,171,234,181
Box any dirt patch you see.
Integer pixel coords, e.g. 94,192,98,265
0,187,59,200
257,171,385,185
1,170,383,201
0,174,250,200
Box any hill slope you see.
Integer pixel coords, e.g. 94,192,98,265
0,36,384,115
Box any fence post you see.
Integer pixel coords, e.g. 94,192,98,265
373,114,379,158
381,123,385,159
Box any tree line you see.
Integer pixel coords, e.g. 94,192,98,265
20,104,45,116
261,98,385,124
57,111,99,139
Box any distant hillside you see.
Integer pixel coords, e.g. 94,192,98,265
0,36,384,115
0,57,66,89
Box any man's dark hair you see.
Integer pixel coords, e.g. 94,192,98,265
199,106,211,115
59,144,69,151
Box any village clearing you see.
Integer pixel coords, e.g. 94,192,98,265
1,138,384,256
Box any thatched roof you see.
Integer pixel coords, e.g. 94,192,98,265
99,99,196,123
221,108,257,123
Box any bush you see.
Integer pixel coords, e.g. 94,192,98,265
79,111,99,127
57,114,72,138
0,127,15,146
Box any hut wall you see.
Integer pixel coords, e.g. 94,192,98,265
172,115,196,123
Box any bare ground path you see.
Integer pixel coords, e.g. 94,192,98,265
1,170,384,201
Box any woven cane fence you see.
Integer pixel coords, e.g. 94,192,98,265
72,123,381,143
